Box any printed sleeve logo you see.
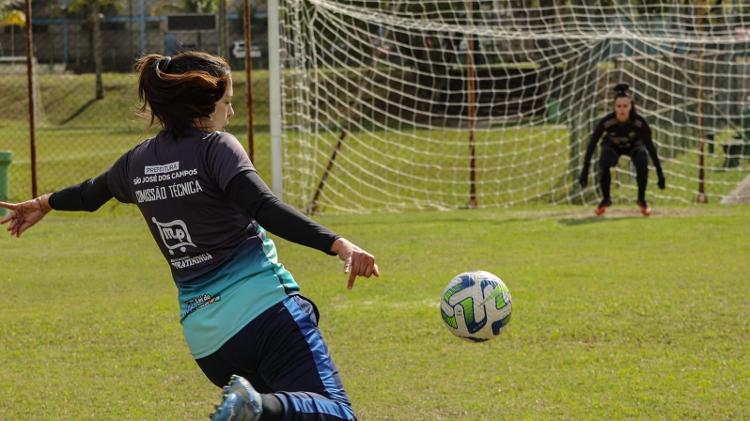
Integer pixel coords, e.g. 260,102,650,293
151,217,197,254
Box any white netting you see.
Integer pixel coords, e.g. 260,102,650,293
277,1,750,213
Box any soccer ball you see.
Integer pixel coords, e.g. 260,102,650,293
440,271,512,342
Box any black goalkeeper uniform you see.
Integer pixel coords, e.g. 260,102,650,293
581,112,663,203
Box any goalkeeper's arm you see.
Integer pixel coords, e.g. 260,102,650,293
639,117,666,189
580,120,605,186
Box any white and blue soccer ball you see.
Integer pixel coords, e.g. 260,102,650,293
440,271,512,342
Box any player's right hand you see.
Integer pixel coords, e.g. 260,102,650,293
657,173,666,190
0,194,52,238
330,237,380,290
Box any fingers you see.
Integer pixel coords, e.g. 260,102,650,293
3,209,34,237
0,212,13,225
16,221,33,237
343,250,379,290
7,218,20,237
346,253,362,290
0,201,18,211
8,216,24,237
2,212,21,235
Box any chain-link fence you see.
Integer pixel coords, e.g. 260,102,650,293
0,0,269,202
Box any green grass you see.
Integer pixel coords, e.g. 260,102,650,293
1,205,748,420
280,126,572,212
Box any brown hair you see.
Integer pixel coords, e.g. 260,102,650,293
136,51,230,133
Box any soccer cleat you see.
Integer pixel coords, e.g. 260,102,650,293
209,375,263,421
594,199,612,216
637,201,652,217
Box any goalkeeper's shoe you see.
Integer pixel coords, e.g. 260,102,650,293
637,200,652,217
209,375,262,421
594,198,612,216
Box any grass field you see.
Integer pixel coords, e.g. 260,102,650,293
1,205,748,420
0,70,748,419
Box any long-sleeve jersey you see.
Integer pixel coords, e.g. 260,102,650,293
582,112,663,174
48,128,340,358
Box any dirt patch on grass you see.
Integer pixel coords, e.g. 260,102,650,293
720,174,750,204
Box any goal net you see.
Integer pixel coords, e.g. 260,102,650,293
276,1,750,213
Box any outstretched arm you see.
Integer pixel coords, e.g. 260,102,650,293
0,172,113,237
580,120,605,187
49,172,113,211
226,170,379,289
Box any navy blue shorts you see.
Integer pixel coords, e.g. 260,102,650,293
196,295,356,421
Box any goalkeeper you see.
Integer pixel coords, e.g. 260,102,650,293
0,51,378,421
579,83,666,216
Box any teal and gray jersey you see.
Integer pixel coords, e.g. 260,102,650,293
104,128,330,357
178,226,298,357
107,129,261,285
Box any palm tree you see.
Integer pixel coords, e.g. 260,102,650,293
67,0,121,100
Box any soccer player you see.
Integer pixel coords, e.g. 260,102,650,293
0,51,379,421
579,83,666,216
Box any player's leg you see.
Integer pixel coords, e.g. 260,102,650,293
596,147,619,215
630,146,651,216
205,295,356,421
259,295,356,421
198,307,284,421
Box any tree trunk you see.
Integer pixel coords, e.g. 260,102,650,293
218,0,228,57
92,3,103,99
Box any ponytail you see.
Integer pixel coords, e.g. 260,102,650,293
136,51,230,134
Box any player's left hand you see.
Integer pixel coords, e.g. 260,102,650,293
657,173,666,190
0,194,52,237
331,237,380,290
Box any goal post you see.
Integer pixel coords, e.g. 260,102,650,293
272,1,750,213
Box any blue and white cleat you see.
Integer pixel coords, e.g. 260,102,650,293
209,374,263,421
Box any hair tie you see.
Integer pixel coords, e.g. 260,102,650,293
157,56,172,72
614,83,630,95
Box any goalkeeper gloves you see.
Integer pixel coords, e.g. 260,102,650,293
657,171,666,190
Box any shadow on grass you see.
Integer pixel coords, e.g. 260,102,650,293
60,98,99,125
